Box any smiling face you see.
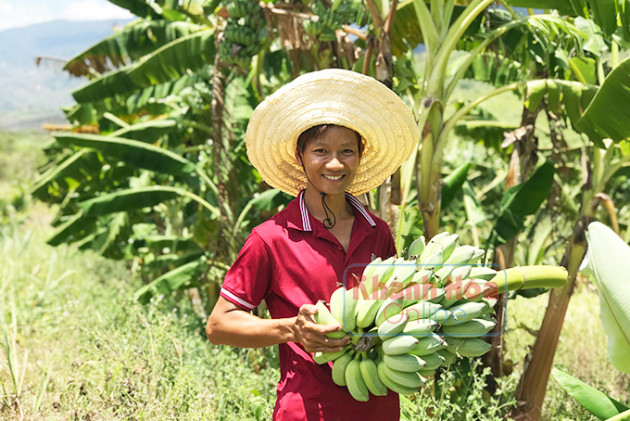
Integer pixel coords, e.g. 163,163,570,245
297,125,362,196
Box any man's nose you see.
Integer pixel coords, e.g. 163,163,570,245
325,155,344,168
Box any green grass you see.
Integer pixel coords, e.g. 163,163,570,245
0,222,280,420
505,287,630,420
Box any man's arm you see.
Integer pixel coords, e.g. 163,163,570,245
206,296,350,352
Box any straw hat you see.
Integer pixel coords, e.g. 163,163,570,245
245,69,419,196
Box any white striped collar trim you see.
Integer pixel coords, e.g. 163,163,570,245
298,191,376,231
298,191,312,231
220,287,255,311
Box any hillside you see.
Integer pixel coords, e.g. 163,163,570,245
0,19,131,130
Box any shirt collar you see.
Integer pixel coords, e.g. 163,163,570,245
296,190,376,232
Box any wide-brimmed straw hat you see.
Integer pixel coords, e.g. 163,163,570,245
245,69,419,196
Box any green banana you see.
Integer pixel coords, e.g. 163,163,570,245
359,355,388,396
377,360,419,395
332,350,354,386
401,282,432,308
435,233,459,261
313,300,345,339
468,266,497,281
437,349,457,365
425,287,445,303
418,368,437,377
407,236,425,257
386,260,417,288
408,268,435,287
382,335,419,355
431,306,452,324
404,301,441,322
382,353,426,372
419,232,450,263
355,292,385,328
361,257,382,285
402,318,438,335
380,363,425,388
419,352,444,370
418,248,443,270
408,334,446,356
441,318,496,336
362,257,396,296
445,338,492,357
374,296,404,327
441,301,491,326
329,287,345,324
312,345,348,364
345,354,370,402
434,265,455,284
331,286,359,332
443,245,476,266
377,312,408,337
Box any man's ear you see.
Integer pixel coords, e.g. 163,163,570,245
295,150,303,166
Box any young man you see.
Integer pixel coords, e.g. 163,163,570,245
206,69,419,420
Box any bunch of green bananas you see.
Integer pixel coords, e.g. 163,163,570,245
302,0,357,42
225,0,256,18
219,0,265,68
312,232,568,401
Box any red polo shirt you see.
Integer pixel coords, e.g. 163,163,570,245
220,191,399,420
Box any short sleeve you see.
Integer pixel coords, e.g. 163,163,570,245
220,230,273,311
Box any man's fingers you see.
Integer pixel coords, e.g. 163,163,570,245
310,345,346,353
305,332,349,347
300,304,318,315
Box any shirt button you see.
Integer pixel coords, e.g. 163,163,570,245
337,246,343,251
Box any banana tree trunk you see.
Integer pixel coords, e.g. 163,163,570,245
511,215,592,420
417,113,443,241
370,0,400,232
484,105,540,388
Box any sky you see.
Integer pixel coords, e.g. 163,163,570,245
0,0,134,31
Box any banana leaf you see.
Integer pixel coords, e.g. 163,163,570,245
552,368,629,419
47,212,97,246
392,2,484,57
64,21,205,75
110,119,178,142
395,205,423,254
66,73,200,125
248,189,292,211
580,222,630,373
53,133,195,174
135,235,202,253
141,250,205,274
441,163,470,209
106,0,163,20
576,57,630,146
31,149,92,198
79,186,194,216
134,258,208,303
72,30,215,103
491,161,554,244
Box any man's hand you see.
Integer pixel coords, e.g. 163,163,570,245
292,304,350,353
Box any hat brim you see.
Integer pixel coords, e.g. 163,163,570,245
246,69,419,196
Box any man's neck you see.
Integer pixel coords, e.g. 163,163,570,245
302,187,353,223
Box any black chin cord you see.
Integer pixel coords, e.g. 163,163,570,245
320,192,336,229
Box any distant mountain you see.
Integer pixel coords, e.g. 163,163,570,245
0,19,132,130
